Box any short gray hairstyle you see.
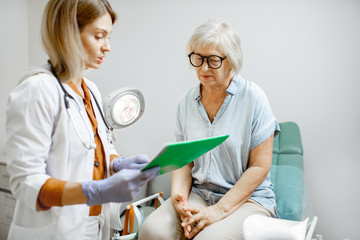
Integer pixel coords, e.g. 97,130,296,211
187,20,243,73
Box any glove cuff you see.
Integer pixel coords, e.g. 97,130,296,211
111,160,118,173
112,156,126,173
82,180,103,206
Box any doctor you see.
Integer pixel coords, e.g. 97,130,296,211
5,0,158,240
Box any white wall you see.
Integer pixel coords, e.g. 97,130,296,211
0,0,28,161
0,0,359,239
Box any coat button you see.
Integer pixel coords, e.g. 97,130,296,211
94,161,99,167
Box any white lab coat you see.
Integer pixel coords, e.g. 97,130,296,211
5,68,118,240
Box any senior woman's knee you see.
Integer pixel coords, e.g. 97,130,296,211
138,217,181,240
138,219,162,240
194,228,244,240
138,215,169,240
138,199,182,240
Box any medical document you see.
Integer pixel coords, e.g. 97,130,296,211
142,134,229,175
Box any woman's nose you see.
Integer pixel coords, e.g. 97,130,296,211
102,38,111,52
201,60,210,70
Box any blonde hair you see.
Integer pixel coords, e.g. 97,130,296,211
41,0,117,82
187,20,243,73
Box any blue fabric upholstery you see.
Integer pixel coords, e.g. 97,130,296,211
271,122,304,221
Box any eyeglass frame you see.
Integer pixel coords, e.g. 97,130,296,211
187,52,227,69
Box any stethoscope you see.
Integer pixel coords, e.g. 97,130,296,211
47,59,115,149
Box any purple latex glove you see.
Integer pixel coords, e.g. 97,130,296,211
82,166,159,206
112,154,150,172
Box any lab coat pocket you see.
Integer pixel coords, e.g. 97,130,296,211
7,221,55,240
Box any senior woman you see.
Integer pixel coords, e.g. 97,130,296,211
139,20,280,240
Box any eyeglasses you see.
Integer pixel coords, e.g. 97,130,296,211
188,52,227,69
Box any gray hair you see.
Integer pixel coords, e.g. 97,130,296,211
187,20,243,73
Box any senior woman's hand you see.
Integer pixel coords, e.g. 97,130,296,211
181,204,227,239
171,193,193,235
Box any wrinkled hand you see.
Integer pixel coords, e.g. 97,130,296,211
112,154,150,172
82,166,159,206
181,204,226,239
171,194,193,235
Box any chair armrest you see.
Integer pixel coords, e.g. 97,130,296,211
305,216,318,240
122,192,164,236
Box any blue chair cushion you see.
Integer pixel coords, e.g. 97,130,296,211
271,122,304,221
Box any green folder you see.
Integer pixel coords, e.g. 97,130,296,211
142,134,229,175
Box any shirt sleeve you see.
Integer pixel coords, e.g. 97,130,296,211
37,177,67,210
250,89,280,150
175,100,184,141
110,154,119,161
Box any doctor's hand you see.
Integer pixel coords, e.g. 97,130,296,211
112,154,150,173
181,204,226,239
82,166,160,206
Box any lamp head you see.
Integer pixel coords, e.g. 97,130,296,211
103,88,145,129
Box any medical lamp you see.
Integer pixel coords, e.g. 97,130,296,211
103,88,145,130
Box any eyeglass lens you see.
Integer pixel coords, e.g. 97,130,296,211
189,53,224,69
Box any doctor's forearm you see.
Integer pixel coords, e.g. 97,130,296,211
37,179,87,210
37,177,67,211
37,181,87,210
61,182,88,205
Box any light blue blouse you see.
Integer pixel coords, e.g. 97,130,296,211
175,74,280,212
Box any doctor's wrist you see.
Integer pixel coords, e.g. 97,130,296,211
110,154,121,175
62,182,87,206
110,160,118,174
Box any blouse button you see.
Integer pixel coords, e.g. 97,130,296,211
94,161,99,167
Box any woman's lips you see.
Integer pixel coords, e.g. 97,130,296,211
97,57,104,63
201,74,213,80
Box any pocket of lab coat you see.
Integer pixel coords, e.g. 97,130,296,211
7,221,54,240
